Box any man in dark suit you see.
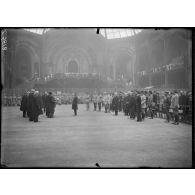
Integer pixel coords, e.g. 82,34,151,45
72,93,78,116
27,89,35,121
112,92,119,116
32,91,43,122
20,92,28,118
136,92,142,122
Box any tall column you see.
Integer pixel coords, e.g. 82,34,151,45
188,37,192,90
165,70,168,88
10,45,16,88
132,53,136,86
149,73,152,86
163,36,168,88
1,30,6,87
113,62,116,80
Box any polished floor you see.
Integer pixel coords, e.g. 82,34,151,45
1,104,192,167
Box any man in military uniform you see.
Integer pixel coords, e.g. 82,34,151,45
112,92,119,116
103,92,109,113
97,94,103,112
86,93,90,111
42,92,48,113
123,93,129,116
148,91,154,119
131,91,137,119
141,91,146,120
163,91,171,122
170,90,179,125
93,93,98,111
118,93,123,112
47,92,56,118
129,91,135,119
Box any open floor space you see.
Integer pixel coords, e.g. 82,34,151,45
1,104,192,167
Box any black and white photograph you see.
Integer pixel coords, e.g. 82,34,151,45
1,28,192,168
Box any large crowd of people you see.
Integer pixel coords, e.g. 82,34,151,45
88,90,192,125
2,88,192,125
19,89,57,122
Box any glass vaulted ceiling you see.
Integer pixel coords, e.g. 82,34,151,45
24,28,142,39
24,28,50,34
100,29,142,39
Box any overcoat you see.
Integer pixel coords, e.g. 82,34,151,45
72,97,78,110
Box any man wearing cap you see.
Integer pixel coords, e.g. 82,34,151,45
118,92,123,112
86,93,90,111
163,91,171,122
103,92,109,113
141,91,146,120
42,92,48,113
123,93,129,116
47,92,56,118
129,91,135,119
170,90,179,125
148,91,154,119
97,94,103,112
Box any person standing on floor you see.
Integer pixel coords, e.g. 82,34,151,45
130,91,136,119
141,91,146,120
170,90,179,125
136,92,142,122
72,93,78,116
93,93,98,111
32,91,43,122
27,89,36,121
97,94,103,112
86,93,90,111
20,91,28,118
148,91,154,119
163,91,171,123
47,92,56,118
112,92,119,116
103,92,109,113
42,92,48,113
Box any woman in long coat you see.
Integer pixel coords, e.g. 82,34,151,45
72,93,78,116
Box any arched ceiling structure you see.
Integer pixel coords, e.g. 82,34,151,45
24,28,142,39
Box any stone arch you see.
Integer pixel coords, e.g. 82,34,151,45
14,42,40,86
49,46,92,74
67,59,79,73
109,46,135,80
15,41,40,76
